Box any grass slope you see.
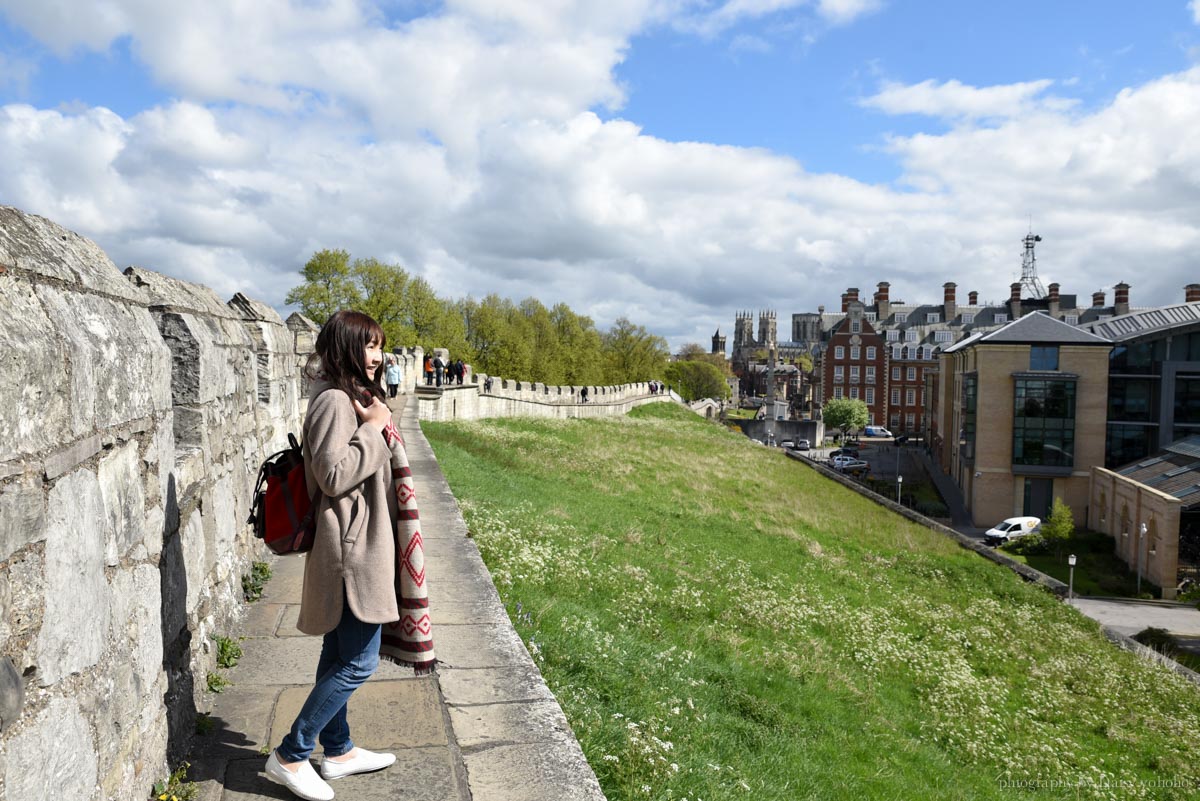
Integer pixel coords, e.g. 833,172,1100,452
424,405,1200,801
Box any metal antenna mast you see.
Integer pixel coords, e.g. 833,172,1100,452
1020,232,1047,299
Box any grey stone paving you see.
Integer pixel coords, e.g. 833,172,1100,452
187,394,605,800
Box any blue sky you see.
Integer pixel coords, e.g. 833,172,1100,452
1,0,1199,349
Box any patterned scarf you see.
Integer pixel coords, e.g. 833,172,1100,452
378,418,436,673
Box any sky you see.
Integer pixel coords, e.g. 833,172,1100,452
2,1,1200,352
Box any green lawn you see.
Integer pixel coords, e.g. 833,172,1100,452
1002,529,1152,598
424,405,1200,801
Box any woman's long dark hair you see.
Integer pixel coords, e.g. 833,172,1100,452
304,310,387,404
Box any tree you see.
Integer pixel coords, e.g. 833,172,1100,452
1041,497,1075,557
602,317,669,383
822,398,869,442
664,360,731,402
676,342,732,376
285,249,363,324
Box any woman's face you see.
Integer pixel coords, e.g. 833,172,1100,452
364,338,383,375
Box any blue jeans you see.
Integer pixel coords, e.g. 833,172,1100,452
277,600,382,762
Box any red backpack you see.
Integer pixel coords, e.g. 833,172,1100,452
248,433,318,555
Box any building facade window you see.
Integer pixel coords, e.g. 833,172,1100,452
834,386,844,399
961,374,977,462
851,321,862,333
906,366,917,380
891,388,901,405
927,313,940,323
851,346,861,360
1013,379,1076,467
906,413,915,429
865,366,876,382
865,387,875,404
835,346,845,359
850,387,860,399
887,330,899,342
935,331,952,343
906,330,919,342
1065,315,1078,325
1030,345,1059,371
905,388,916,405
962,313,975,324
892,366,900,380
850,365,860,380
890,414,901,429
866,346,876,360
995,314,1008,324
834,366,844,381
866,312,877,322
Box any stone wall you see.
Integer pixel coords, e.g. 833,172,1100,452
416,376,674,422
0,207,310,800
1089,467,1181,599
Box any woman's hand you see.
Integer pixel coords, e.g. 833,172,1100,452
353,396,393,431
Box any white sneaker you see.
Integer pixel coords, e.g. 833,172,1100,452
321,747,397,780
265,750,335,801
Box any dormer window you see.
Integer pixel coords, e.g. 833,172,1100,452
895,312,908,323
1065,315,1078,325
962,313,975,324
926,313,940,323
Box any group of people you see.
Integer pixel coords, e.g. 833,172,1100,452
648,380,665,395
422,354,465,387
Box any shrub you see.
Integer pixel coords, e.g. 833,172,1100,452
1040,498,1074,554
206,672,230,694
1003,533,1050,556
214,635,243,669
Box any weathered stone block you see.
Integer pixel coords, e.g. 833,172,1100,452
98,440,146,566
3,697,98,801
0,473,46,562
0,277,72,461
36,468,107,686
35,285,172,433
0,657,23,732
0,552,44,667
182,510,208,616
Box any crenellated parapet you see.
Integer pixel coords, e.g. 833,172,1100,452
0,206,309,799
417,374,675,422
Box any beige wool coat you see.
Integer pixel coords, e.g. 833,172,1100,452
296,379,399,635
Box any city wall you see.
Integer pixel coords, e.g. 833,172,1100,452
0,206,313,800
416,377,674,422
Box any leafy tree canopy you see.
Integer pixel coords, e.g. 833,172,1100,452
665,360,731,402
288,251,666,385
822,398,870,437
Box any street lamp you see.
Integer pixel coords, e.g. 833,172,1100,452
1067,553,1076,601
896,474,903,505
1136,522,1147,596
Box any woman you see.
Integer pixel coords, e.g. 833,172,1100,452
264,310,431,800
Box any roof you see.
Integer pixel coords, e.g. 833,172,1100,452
1080,301,1200,342
972,311,1111,346
1115,436,1200,508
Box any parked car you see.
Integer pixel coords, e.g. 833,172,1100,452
829,456,870,475
864,425,892,438
828,448,860,460
796,439,811,451
983,516,1041,546
779,439,796,449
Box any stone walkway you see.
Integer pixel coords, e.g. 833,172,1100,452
189,395,605,801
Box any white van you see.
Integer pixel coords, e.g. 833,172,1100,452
864,425,892,438
983,516,1041,546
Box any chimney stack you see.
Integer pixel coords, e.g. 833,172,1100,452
1186,284,1200,303
1092,291,1106,308
841,293,849,313
1114,282,1130,316
968,290,978,306
874,281,891,320
943,282,957,321
1047,282,1060,317
1009,282,1022,320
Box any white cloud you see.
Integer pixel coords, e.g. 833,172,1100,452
862,78,1073,121
0,1,1198,354
1191,0,1200,25
816,0,883,25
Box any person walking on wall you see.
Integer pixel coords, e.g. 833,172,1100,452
454,358,465,385
433,355,444,387
385,357,401,399
423,354,433,386
265,310,436,801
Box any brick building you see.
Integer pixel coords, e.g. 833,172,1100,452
819,300,887,423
